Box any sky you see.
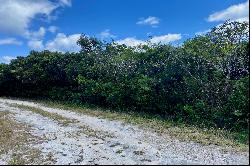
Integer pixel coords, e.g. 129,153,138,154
0,0,249,63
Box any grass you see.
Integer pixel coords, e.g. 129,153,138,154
9,103,77,126
1,97,249,152
8,102,115,140
39,99,249,152
0,111,43,165
77,124,115,140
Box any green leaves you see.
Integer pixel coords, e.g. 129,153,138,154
77,34,103,53
0,21,249,132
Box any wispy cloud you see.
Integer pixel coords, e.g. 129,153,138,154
0,38,22,45
207,0,249,22
58,0,72,7
48,26,58,33
195,29,211,36
99,29,116,39
137,16,160,27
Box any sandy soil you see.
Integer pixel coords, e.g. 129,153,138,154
0,98,249,165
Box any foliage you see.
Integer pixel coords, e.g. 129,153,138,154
0,21,249,132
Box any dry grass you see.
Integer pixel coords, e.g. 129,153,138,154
2,97,248,152
77,124,115,140
10,104,77,126
0,111,44,165
41,100,249,152
9,103,115,140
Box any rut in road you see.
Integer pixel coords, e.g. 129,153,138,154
0,98,249,165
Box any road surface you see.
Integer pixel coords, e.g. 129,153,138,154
0,98,248,165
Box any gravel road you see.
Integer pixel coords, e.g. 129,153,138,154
0,98,249,165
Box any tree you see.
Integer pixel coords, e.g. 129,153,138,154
77,34,103,53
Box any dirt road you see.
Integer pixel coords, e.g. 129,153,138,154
0,98,248,165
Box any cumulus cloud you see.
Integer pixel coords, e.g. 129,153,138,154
116,37,146,47
26,32,82,52
208,0,249,22
137,16,160,27
28,40,44,50
0,38,22,45
26,27,46,40
27,33,81,52
45,33,81,52
116,34,182,47
0,56,16,64
0,0,71,36
26,27,47,50
99,29,116,39
150,34,182,44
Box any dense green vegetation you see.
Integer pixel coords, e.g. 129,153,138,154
0,21,249,133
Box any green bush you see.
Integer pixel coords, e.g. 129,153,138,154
0,21,248,132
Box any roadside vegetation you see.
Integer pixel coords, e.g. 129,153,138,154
11,104,76,126
0,21,249,146
42,99,249,151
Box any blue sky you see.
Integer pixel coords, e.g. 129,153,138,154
0,0,249,63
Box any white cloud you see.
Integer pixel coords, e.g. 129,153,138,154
116,34,181,47
116,37,146,47
59,0,72,6
48,26,58,33
27,33,81,52
45,33,81,52
26,27,46,50
0,0,71,36
26,27,46,40
28,33,81,52
0,56,16,64
150,34,182,44
137,16,160,27
99,29,116,39
195,29,211,36
0,38,22,45
208,0,249,22
28,40,44,50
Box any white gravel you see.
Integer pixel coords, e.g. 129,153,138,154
0,153,11,165
0,98,249,165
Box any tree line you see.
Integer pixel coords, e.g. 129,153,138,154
0,21,249,132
